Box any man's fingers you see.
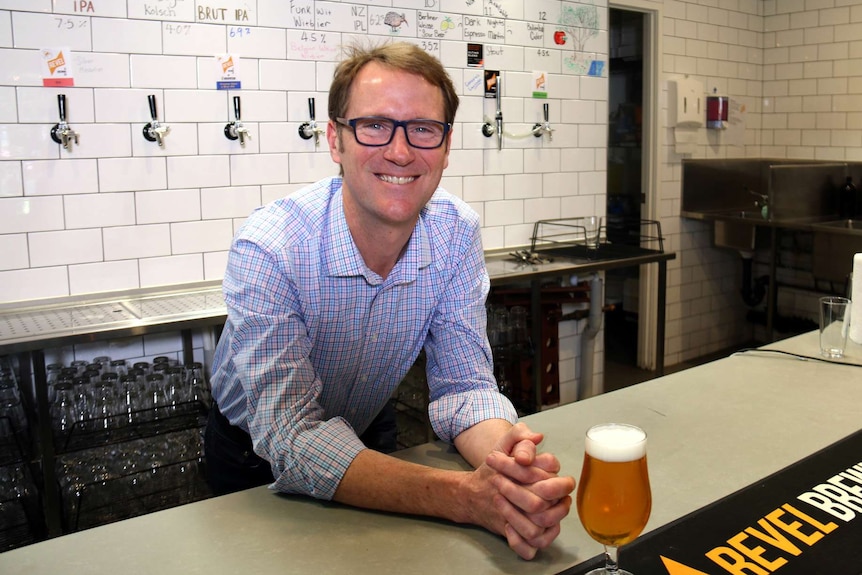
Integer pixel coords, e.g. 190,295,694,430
495,422,544,457
495,474,575,516
485,451,554,484
504,523,539,560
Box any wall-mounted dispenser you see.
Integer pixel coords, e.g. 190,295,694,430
668,76,703,154
668,77,703,128
706,88,729,129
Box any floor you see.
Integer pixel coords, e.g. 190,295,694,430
602,307,752,393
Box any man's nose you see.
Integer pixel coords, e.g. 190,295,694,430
385,125,414,158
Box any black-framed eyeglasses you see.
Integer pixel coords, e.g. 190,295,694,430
335,116,451,149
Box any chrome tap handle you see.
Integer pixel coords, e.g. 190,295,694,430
541,103,554,141
50,94,78,150
143,94,169,146
148,94,158,122
495,75,503,150
298,97,323,145
225,96,250,146
58,94,67,123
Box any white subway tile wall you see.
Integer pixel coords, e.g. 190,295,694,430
2,0,861,379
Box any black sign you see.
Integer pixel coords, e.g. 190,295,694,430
467,42,483,67
561,429,862,575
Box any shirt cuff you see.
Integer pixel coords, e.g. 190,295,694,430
428,390,517,443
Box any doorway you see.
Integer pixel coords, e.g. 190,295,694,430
605,5,658,384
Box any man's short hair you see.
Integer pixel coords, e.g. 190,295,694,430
328,42,460,125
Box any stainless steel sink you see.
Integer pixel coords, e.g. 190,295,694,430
706,209,769,221
715,209,769,221
810,219,862,232
708,210,768,251
714,220,757,251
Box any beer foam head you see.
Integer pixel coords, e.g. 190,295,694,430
585,423,647,462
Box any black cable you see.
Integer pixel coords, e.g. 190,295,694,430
731,347,862,368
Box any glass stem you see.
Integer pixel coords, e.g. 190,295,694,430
604,545,620,573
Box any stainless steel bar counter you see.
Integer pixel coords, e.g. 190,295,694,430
1,331,859,574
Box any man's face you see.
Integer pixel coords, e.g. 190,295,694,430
327,62,452,231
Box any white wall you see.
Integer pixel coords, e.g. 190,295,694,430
0,0,609,303
0,0,610,401
4,0,860,386
659,0,862,365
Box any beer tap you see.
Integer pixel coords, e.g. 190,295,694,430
50,94,79,151
298,97,325,146
482,74,503,150
533,103,553,141
224,96,250,146
142,94,169,147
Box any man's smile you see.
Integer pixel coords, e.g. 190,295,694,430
377,174,417,184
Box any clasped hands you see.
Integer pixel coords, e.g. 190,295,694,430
467,423,576,560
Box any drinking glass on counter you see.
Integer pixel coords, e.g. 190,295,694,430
819,296,850,358
576,423,651,575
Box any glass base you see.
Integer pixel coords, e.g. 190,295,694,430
583,569,634,575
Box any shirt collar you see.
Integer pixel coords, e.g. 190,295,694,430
322,179,433,284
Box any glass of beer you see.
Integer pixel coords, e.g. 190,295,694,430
576,423,651,574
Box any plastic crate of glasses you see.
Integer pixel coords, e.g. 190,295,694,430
0,357,31,468
48,356,211,454
56,428,211,533
0,460,43,551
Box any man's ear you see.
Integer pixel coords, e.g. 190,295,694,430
327,120,343,161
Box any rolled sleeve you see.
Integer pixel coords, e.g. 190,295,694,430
428,389,517,443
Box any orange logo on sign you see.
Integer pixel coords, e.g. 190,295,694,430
661,556,713,574
48,51,66,75
221,56,234,73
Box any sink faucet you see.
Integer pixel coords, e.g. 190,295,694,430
746,187,769,219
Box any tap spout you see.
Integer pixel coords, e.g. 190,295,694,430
495,75,503,150
298,97,325,146
225,96,251,146
143,94,169,147
532,103,553,140
50,94,79,151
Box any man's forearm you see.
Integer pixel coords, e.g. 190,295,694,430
332,449,474,524
452,418,514,467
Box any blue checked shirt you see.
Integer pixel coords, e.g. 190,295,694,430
211,177,517,500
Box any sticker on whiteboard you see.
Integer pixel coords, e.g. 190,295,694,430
484,70,499,99
216,54,241,90
464,69,484,96
532,70,547,98
588,60,605,77
41,47,75,87
467,43,483,68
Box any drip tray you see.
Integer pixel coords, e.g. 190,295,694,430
0,285,226,349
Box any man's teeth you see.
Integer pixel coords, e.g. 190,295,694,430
378,175,415,184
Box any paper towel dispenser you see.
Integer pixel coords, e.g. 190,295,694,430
669,77,703,128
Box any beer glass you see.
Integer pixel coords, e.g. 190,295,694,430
576,423,651,574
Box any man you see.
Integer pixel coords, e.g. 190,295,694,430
205,41,575,560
